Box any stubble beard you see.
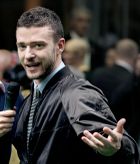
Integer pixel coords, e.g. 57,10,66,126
33,56,56,81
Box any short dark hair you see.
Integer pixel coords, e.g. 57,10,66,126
17,6,64,41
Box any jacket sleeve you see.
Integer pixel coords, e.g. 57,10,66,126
110,134,140,164
62,80,140,164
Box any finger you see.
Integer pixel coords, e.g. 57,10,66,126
103,127,118,141
0,123,13,129
82,130,104,146
0,116,15,123
93,132,109,145
81,136,98,150
0,110,16,117
115,118,126,134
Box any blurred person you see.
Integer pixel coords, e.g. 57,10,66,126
86,47,118,88
63,38,90,78
65,6,103,70
10,51,20,68
0,7,139,164
104,48,118,68
0,80,23,163
67,7,91,38
134,55,140,76
3,63,31,97
89,38,138,101
0,49,13,80
129,55,140,143
3,51,31,96
87,38,139,134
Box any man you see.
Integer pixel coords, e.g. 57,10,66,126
0,7,139,164
65,7,103,70
87,39,139,136
89,39,138,100
104,48,118,68
0,80,23,163
0,49,13,80
62,38,90,78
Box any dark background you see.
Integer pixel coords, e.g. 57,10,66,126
0,0,139,50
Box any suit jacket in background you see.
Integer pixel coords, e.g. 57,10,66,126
86,64,135,135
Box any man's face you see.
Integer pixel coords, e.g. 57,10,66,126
72,14,91,37
16,26,64,84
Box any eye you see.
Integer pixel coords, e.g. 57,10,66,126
32,43,45,50
17,43,27,51
36,44,44,49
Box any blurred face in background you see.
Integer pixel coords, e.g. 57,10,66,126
71,11,91,37
63,39,89,68
0,50,13,79
104,48,118,67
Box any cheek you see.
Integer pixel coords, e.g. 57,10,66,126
19,55,24,65
18,50,23,60
18,54,25,68
18,53,22,62
40,47,56,63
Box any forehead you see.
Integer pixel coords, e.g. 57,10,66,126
16,26,54,43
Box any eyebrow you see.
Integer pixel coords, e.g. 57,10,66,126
16,41,46,46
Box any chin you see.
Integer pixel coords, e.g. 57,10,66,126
27,73,42,80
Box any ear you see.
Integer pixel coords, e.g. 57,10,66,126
57,38,65,54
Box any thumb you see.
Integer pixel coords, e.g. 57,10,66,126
115,118,126,134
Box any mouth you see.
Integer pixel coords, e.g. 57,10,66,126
25,62,40,67
25,62,40,71
27,61,40,66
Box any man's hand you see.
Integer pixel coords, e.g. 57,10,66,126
81,118,126,156
0,110,16,137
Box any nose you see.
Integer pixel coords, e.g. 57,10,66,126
25,46,35,59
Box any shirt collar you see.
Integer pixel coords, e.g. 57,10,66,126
34,62,65,93
70,31,88,41
115,60,133,73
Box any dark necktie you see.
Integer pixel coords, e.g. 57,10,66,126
27,87,40,150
